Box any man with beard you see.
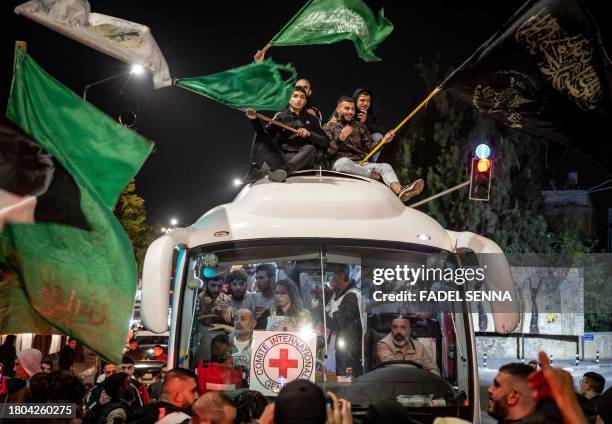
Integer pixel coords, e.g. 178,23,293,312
577,372,605,422
198,274,231,322
210,308,257,376
251,264,277,319
129,368,199,424
487,362,561,423
222,269,256,323
242,264,257,292
324,97,424,203
376,316,439,375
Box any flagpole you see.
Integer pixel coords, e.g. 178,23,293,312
359,86,442,165
255,0,314,62
254,44,272,62
252,112,300,134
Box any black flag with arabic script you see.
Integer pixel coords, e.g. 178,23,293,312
442,0,612,168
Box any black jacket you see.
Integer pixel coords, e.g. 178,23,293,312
352,88,386,135
251,108,328,153
127,401,183,424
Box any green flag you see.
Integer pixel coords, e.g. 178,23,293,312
270,0,393,62
0,50,153,363
175,59,297,111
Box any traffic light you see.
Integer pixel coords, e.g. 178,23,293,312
469,144,492,201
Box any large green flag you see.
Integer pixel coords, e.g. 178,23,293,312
175,59,297,111
0,50,153,363
270,0,393,62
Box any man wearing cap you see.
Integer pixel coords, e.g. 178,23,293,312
376,316,439,375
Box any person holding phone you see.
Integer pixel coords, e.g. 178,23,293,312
353,88,386,162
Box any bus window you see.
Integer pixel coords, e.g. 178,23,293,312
173,240,474,420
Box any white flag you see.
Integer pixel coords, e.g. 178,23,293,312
15,0,171,89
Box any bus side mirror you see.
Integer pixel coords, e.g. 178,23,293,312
448,230,520,334
142,235,177,333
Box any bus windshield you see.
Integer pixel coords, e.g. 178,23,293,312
174,239,475,419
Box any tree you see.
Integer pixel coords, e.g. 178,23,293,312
114,180,156,274
395,59,554,253
395,58,610,331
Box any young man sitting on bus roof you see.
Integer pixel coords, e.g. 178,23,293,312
376,315,440,375
324,96,424,203
243,86,329,183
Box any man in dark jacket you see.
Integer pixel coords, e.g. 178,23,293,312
244,86,329,183
59,337,77,372
326,265,363,377
487,362,562,423
324,96,424,203
353,88,386,162
296,78,323,124
128,368,199,424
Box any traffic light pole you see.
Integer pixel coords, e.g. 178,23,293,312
407,180,470,208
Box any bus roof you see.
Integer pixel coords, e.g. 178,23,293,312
187,171,454,250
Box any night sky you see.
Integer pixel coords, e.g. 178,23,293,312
2,1,610,235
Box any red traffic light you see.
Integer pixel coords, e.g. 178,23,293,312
477,159,491,173
469,158,492,201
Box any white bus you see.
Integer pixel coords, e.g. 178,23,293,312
140,170,519,423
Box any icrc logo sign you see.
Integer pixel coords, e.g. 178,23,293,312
249,331,317,396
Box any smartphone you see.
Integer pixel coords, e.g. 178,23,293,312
325,396,333,406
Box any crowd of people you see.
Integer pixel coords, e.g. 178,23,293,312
243,79,425,204
1,261,610,424
2,330,612,424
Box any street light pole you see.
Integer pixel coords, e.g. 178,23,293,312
82,65,145,101
83,72,127,101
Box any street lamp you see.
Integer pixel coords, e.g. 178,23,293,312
170,218,178,227
233,178,243,186
82,64,145,101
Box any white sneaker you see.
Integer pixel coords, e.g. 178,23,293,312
398,179,424,202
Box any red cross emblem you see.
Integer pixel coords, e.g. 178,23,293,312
268,348,298,378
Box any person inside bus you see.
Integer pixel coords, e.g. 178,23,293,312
243,86,329,183
251,264,277,318
242,263,258,292
197,273,231,324
223,269,257,323
327,265,363,377
376,315,440,375
210,308,257,354
323,96,424,203
256,279,313,331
